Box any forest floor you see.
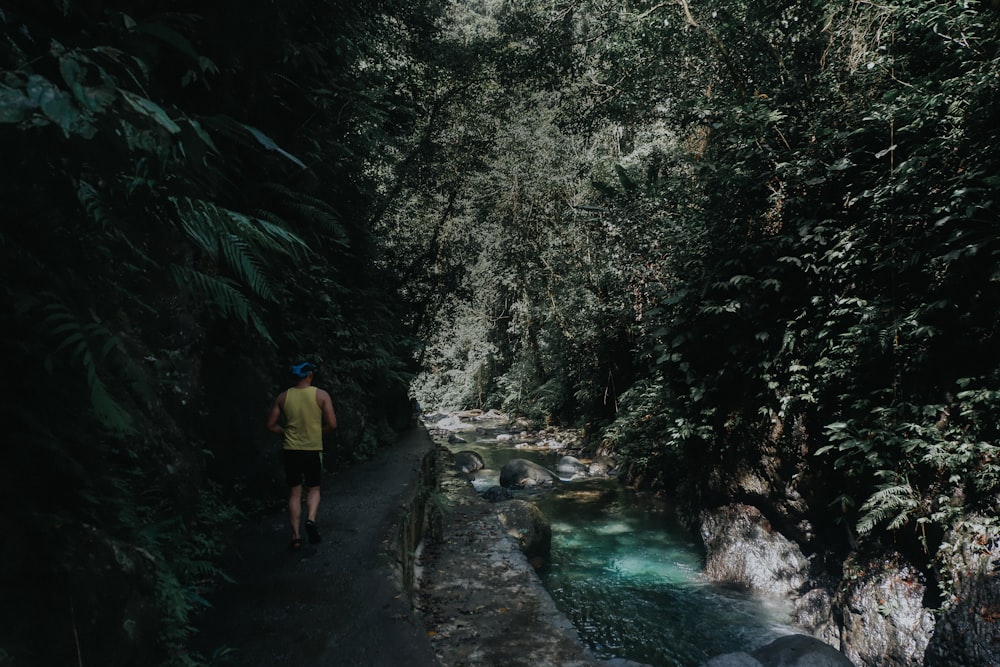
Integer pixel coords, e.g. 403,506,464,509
191,425,609,667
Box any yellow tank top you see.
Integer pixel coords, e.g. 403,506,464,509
282,386,323,451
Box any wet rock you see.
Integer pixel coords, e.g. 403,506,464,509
556,456,589,478
453,450,483,473
838,554,933,667
495,499,552,561
588,457,616,477
435,415,466,431
499,458,558,488
699,504,809,598
447,433,468,444
701,653,759,667
703,634,854,666
791,587,840,647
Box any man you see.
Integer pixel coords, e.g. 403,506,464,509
266,361,337,550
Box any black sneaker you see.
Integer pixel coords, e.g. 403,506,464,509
305,520,321,544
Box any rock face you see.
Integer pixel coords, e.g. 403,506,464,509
925,571,1000,666
838,555,934,667
703,634,855,667
699,504,810,598
924,519,1000,667
495,499,552,561
499,458,558,488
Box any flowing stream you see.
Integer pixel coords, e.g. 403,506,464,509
444,423,797,667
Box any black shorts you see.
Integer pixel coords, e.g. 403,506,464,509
283,450,323,488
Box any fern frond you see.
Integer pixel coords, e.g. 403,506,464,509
170,266,273,343
41,299,134,434
257,182,349,244
857,482,919,535
171,196,307,302
173,197,221,257
225,207,311,257
287,201,350,245
218,233,275,301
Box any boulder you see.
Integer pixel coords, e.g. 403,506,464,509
703,634,854,666
555,455,588,478
453,450,484,473
699,504,809,598
499,458,558,488
791,587,840,647
838,554,934,667
435,415,466,431
495,499,551,560
588,456,616,477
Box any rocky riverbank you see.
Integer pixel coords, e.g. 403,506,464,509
419,411,858,667
421,408,999,666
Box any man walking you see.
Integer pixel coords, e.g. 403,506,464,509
266,361,337,550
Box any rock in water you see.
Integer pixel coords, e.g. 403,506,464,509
499,458,557,488
703,634,855,666
453,450,484,473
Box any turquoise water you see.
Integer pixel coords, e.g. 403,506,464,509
534,479,794,666
445,430,795,667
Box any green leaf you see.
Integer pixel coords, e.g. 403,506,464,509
120,89,181,134
136,22,202,62
241,123,307,169
0,84,32,123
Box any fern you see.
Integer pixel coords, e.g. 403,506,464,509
258,182,350,245
170,266,273,343
172,196,307,302
217,233,275,301
857,480,919,536
41,299,135,434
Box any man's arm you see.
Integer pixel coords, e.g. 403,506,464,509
266,392,286,434
316,389,337,432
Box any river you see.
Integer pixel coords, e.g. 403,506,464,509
442,421,797,667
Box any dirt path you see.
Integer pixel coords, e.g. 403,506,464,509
192,427,440,666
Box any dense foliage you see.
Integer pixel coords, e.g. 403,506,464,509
4,0,1000,663
1,1,444,664
398,0,1000,605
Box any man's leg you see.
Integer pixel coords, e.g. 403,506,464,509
288,484,303,540
304,486,322,544
305,485,321,523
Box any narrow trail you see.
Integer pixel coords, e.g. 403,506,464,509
193,424,611,667
192,427,440,666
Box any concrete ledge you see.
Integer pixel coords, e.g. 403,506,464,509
414,445,602,667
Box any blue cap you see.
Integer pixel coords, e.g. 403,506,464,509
290,361,316,378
